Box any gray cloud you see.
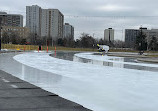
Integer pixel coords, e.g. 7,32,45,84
1,0,158,40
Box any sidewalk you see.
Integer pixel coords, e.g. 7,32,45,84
0,70,92,111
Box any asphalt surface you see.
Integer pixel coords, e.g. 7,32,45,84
0,70,92,111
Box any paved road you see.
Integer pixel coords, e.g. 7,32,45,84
0,70,92,111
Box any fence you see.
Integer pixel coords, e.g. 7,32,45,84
1,44,95,52
1,44,57,51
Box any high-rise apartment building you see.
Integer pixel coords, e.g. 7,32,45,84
41,9,64,41
26,5,41,36
0,12,23,27
26,5,64,45
64,23,74,40
104,28,114,42
40,9,48,38
51,9,64,40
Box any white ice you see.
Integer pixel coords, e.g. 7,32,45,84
75,52,158,68
1,49,8,51
13,52,158,111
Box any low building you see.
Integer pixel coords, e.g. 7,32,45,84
1,26,30,39
125,27,158,48
146,29,158,43
125,27,148,48
125,29,140,48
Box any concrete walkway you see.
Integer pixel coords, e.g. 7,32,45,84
0,70,91,111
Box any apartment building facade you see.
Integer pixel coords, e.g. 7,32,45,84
0,12,23,27
1,26,30,39
104,28,114,42
64,23,74,40
125,29,140,48
41,9,64,41
146,29,158,43
124,27,158,48
26,5,41,36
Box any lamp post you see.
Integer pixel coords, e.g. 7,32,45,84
109,29,110,42
139,27,143,55
108,28,112,46
0,26,2,51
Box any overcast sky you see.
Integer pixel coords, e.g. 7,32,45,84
1,0,158,40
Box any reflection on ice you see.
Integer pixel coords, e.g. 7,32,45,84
52,51,158,72
0,53,63,87
73,55,124,68
74,52,158,72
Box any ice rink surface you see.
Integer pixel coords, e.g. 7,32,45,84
1,51,158,111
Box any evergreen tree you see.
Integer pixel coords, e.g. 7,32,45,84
135,31,147,51
80,33,96,48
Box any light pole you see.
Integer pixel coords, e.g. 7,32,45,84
109,29,111,42
0,26,2,51
93,33,95,38
108,28,112,46
139,27,143,55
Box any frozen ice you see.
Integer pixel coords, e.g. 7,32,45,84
1,49,8,51
8,52,158,111
75,52,158,68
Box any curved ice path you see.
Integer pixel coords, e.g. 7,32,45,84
13,52,158,111
75,52,158,68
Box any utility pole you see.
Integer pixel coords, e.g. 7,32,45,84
0,26,1,51
122,29,124,48
93,33,95,38
109,28,111,43
139,27,143,55
0,18,1,51
108,28,112,46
